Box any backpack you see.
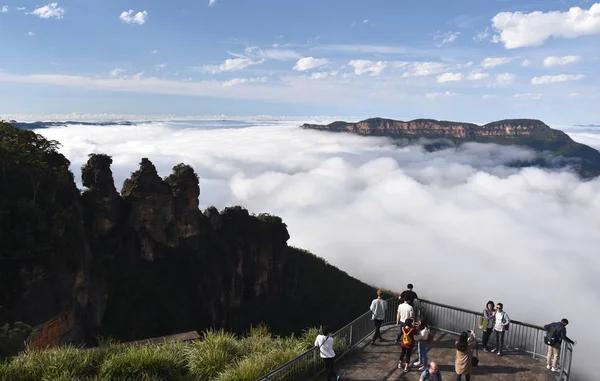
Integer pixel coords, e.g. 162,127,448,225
544,325,559,346
423,370,441,380
401,327,414,347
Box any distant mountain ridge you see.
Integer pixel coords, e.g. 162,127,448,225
302,118,600,179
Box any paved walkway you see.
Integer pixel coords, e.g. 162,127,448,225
317,326,559,381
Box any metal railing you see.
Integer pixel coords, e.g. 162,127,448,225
258,297,573,381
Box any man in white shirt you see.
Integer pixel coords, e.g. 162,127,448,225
395,299,414,344
370,289,387,344
492,302,510,356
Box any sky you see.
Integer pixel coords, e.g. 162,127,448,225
35,119,600,377
1,0,600,123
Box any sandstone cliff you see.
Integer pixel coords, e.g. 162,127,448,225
302,118,600,178
0,122,376,350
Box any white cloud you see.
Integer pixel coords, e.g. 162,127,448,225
119,9,147,25
402,62,448,77
109,68,127,77
246,47,300,61
495,73,516,85
209,0,216,6
467,71,489,81
434,31,461,46
293,57,329,71
513,93,542,99
482,94,497,100
543,55,581,67
222,77,267,87
348,60,387,76
201,57,263,74
156,63,167,70
27,31,34,36
522,59,532,67
31,2,64,19
481,57,513,68
473,27,490,41
312,44,408,55
425,91,456,99
531,74,584,85
151,50,158,54
491,3,600,49
363,19,369,24
436,72,463,83
311,72,329,80
1,5,8,13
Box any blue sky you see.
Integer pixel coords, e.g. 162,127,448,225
0,0,599,123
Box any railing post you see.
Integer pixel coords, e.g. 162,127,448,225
349,325,353,347
532,334,537,359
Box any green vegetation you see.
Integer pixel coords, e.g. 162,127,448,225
0,323,32,359
0,325,347,381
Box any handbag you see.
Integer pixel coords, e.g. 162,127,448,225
472,341,479,367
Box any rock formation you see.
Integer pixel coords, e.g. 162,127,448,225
0,121,376,349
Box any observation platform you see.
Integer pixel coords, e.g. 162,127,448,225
316,325,558,381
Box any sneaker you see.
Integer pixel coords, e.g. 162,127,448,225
371,340,375,345
404,368,409,373
546,365,551,370
491,348,497,353
336,376,341,381
483,348,489,353
413,362,422,366
398,362,402,369
552,367,562,373
418,366,426,371
497,352,502,356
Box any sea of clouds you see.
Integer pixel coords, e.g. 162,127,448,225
34,119,600,376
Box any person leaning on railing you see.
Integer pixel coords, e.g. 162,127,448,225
543,318,577,373
314,326,341,381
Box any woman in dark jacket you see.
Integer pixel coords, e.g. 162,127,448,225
481,300,495,352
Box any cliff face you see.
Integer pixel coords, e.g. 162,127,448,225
1,122,376,347
303,118,600,178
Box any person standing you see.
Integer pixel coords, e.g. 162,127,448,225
399,283,419,307
492,302,510,356
398,318,417,373
315,326,341,381
395,299,414,343
413,318,431,371
420,362,443,381
543,318,576,373
370,289,387,344
481,300,495,352
455,331,476,381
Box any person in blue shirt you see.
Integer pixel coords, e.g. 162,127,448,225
543,318,576,373
420,362,442,381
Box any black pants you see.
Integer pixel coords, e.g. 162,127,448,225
495,330,505,353
395,322,405,342
482,328,493,349
324,357,338,381
456,374,471,381
399,345,414,364
373,319,383,341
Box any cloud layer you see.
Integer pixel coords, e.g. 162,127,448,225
32,120,600,380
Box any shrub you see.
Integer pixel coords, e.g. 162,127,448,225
98,342,188,381
185,329,241,380
0,322,32,359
